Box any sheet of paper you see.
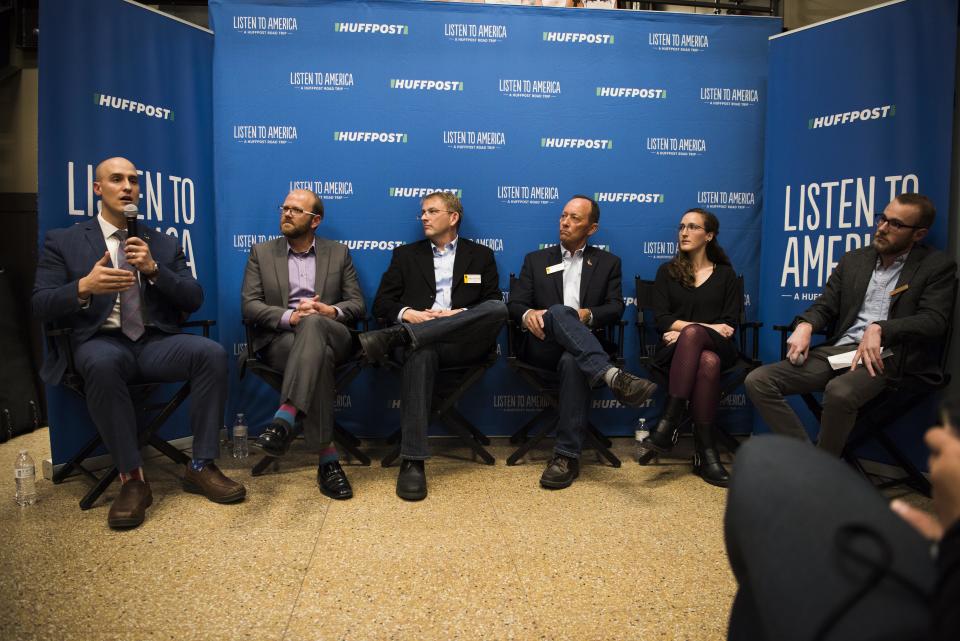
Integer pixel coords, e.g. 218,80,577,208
826,348,893,371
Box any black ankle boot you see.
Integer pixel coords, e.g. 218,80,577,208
643,396,686,453
692,422,730,488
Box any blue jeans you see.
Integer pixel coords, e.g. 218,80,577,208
520,304,614,459
398,300,507,459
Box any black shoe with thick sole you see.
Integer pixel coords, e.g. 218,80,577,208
396,459,427,501
539,454,580,489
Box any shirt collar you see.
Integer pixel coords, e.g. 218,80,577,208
875,249,909,270
287,237,316,257
97,212,122,241
561,242,587,260
432,235,458,256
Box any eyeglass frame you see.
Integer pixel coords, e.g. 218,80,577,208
416,208,456,222
279,205,319,217
677,223,706,232
876,212,926,231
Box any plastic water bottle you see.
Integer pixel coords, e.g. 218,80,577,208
232,413,248,459
14,450,37,506
635,418,650,463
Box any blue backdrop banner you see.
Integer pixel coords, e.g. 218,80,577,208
758,0,957,450
38,0,216,465
209,0,780,440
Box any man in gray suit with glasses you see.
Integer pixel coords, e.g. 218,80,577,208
241,189,365,499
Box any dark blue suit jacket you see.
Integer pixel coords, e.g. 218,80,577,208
32,217,203,384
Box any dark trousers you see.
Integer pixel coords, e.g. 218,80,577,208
398,300,507,460
520,304,614,459
73,331,227,473
725,435,934,641
261,314,353,450
744,344,889,455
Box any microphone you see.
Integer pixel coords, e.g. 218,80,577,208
123,204,140,239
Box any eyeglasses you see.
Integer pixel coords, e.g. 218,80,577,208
279,205,315,217
678,223,705,232
417,208,454,221
876,213,925,231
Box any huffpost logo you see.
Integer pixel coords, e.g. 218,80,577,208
95,93,174,121
334,131,408,143
543,31,614,44
808,105,895,129
594,192,664,204
389,79,464,91
541,138,612,150
335,22,409,35
389,187,462,198
595,87,666,99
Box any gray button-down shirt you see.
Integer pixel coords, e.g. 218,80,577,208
837,251,909,345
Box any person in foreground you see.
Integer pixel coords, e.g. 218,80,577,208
724,401,960,641
508,195,658,489
745,193,957,455
32,157,245,529
241,189,365,500
360,191,507,501
642,208,739,487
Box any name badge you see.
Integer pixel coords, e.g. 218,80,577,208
464,274,482,284
890,284,909,297
546,263,566,275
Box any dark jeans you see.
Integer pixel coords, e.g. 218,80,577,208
725,435,934,641
397,300,507,460
73,330,227,472
520,304,614,459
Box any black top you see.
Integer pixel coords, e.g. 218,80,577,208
651,261,739,369
932,521,960,641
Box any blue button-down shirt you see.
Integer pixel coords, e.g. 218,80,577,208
837,251,909,345
430,237,458,311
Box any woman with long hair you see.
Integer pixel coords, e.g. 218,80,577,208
642,208,739,487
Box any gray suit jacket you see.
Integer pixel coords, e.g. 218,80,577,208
795,243,957,383
240,236,365,356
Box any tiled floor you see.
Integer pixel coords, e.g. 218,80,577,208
0,428,927,641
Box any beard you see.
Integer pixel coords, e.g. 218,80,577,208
281,218,313,239
873,231,911,257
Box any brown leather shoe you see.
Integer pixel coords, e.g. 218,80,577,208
107,479,153,529
182,463,246,504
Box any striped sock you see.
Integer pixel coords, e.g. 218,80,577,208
190,458,213,472
318,443,339,465
119,467,145,484
273,403,298,430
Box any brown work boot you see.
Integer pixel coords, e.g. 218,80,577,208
182,463,246,503
107,479,153,529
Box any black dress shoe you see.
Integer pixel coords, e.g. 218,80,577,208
396,459,427,501
253,421,293,457
359,325,411,366
318,461,353,500
610,371,658,408
540,454,580,489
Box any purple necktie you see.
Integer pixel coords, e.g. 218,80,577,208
115,230,145,341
